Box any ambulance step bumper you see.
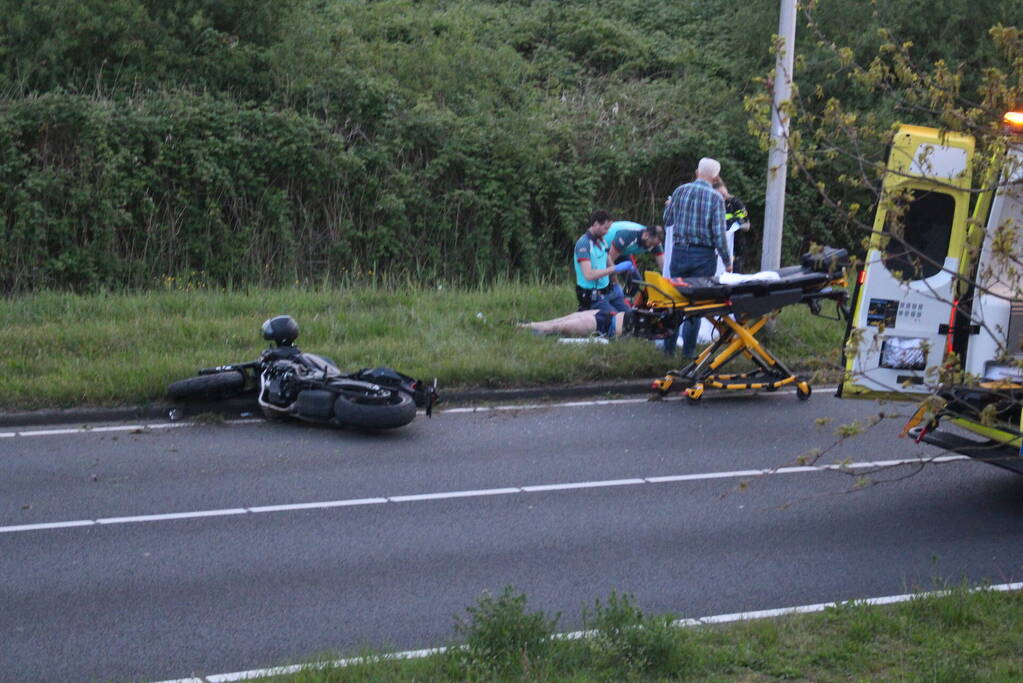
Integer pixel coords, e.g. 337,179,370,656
908,426,1023,475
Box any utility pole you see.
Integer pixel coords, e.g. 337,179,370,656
761,0,797,271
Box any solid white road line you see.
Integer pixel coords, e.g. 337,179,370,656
247,498,388,513
0,455,968,535
388,487,521,502
522,478,646,491
96,509,249,524
0,387,842,437
152,581,1023,683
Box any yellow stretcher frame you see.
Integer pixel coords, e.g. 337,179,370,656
635,270,846,403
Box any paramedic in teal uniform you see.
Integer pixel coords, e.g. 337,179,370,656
603,221,665,309
574,210,633,312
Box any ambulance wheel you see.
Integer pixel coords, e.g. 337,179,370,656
796,382,812,401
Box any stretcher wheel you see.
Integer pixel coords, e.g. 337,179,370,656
796,381,812,401
652,376,674,396
684,385,704,404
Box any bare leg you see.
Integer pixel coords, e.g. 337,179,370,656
520,310,599,336
520,311,627,337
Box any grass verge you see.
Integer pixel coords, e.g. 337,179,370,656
240,584,1023,681
0,281,845,410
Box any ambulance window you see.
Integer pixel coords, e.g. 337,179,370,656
883,191,955,281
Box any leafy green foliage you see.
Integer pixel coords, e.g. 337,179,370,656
0,0,297,97
451,586,559,678
744,0,1023,257
0,0,753,291
1,0,1020,291
0,93,353,291
582,590,694,676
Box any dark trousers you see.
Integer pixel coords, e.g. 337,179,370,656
576,285,630,313
667,245,717,357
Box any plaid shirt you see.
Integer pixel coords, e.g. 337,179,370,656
662,179,730,266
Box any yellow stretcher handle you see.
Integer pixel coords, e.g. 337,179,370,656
639,270,688,306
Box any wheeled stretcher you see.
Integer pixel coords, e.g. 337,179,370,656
629,248,850,402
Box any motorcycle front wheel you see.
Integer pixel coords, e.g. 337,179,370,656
168,371,246,400
333,390,417,430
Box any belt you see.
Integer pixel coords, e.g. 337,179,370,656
683,243,714,249
578,284,613,295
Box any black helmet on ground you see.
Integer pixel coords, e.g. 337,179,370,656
261,315,300,347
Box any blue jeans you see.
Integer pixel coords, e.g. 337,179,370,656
580,285,630,314
605,284,631,312
666,245,717,357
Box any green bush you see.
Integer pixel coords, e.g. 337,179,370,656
0,1,760,293
0,84,738,292
0,93,355,291
451,586,559,678
582,590,693,677
1,0,1019,292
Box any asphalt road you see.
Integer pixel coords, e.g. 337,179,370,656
3,390,1023,682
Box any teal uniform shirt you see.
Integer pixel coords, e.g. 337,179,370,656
607,221,664,258
573,231,609,289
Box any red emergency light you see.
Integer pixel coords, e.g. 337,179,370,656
1005,111,1023,129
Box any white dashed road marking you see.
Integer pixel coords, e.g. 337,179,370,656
1,455,967,534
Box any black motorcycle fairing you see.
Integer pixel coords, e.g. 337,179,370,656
261,362,393,411
352,366,438,410
354,366,417,385
261,346,302,362
263,360,302,406
330,378,397,403
299,352,343,378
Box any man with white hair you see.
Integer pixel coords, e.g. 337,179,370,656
661,157,731,358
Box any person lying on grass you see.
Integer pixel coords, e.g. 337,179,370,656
520,309,637,338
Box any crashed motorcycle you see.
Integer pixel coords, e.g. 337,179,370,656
167,315,438,430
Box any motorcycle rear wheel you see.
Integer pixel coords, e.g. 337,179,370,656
333,390,416,430
168,371,246,400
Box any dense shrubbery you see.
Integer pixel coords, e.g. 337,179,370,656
0,94,350,290
0,0,1019,291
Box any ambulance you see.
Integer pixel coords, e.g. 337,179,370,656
839,110,1023,472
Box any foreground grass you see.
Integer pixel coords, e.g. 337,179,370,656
0,282,845,410
249,585,1023,682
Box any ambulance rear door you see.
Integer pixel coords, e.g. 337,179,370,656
963,138,1023,380
841,125,975,398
